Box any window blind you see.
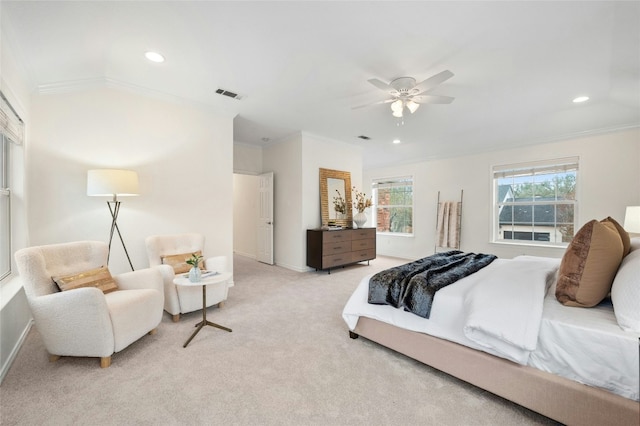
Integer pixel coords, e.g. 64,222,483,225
493,157,579,179
0,91,24,145
372,176,413,189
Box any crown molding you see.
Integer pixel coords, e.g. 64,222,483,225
364,124,640,171
35,77,237,118
36,78,105,95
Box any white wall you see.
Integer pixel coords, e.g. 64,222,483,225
233,142,262,174
301,132,364,230
262,133,303,271
28,87,234,275
261,131,364,271
232,142,262,259
233,173,259,258
366,128,640,260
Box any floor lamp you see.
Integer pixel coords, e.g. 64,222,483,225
87,169,139,270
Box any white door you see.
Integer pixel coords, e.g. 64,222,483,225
257,172,274,264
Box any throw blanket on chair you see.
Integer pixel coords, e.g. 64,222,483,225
368,251,497,318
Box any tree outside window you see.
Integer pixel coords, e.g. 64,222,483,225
494,158,578,246
373,177,413,235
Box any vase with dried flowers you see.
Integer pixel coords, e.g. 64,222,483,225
352,187,372,228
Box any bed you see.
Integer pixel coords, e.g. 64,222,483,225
343,232,640,425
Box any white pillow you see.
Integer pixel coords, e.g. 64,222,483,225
611,247,640,332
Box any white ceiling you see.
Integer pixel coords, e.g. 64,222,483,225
2,1,639,169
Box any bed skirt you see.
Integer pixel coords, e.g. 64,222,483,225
351,316,639,426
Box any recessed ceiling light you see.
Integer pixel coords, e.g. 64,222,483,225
572,96,589,103
145,51,165,63
393,139,401,144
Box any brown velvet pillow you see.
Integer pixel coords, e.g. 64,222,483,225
602,216,631,256
555,220,624,307
53,266,118,294
161,250,205,274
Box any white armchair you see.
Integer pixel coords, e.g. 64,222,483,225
145,233,231,322
15,241,164,368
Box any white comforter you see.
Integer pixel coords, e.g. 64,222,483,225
462,256,559,364
343,256,560,364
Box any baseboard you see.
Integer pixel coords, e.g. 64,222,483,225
0,319,33,385
233,250,256,259
274,261,308,272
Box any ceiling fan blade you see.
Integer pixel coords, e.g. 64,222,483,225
413,70,454,93
413,95,455,104
351,98,395,110
367,78,391,91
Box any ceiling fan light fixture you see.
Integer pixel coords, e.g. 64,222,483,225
390,99,404,113
406,100,420,114
355,70,455,118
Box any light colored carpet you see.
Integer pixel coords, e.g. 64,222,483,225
0,254,559,425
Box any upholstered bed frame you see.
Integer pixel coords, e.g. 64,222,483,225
350,316,639,426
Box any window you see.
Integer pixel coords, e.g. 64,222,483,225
493,157,578,246
1,135,9,279
372,176,413,235
0,92,24,280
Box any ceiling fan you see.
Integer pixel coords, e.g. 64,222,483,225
354,70,455,118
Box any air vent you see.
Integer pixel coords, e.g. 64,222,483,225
215,88,244,100
357,135,371,140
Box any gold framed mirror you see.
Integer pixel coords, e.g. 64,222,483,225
320,168,352,227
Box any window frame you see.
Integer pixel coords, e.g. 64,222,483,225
1,135,11,281
0,91,24,282
491,157,579,248
372,175,414,236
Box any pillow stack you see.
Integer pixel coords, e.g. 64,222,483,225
555,217,627,307
610,237,640,332
556,216,639,333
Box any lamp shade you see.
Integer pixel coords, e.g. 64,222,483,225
87,169,139,197
623,206,640,233
390,99,403,113
406,100,420,114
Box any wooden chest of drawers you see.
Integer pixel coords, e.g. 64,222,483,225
306,228,376,273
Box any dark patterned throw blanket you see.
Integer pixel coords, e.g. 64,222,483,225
368,251,497,318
